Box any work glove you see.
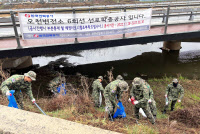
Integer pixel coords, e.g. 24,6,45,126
31,98,36,103
131,96,135,102
178,100,181,102
134,100,139,105
6,91,11,96
165,102,169,105
128,98,131,102
164,94,167,98
148,99,152,103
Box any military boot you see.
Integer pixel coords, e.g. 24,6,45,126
153,115,157,120
108,114,114,121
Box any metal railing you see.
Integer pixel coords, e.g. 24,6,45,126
0,4,200,48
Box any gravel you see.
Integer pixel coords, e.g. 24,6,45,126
0,105,120,134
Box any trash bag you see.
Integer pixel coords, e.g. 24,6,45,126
57,83,67,95
113,101,126,119
7,90,18,109
139,108,147,118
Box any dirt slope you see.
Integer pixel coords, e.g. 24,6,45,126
0,105,120,134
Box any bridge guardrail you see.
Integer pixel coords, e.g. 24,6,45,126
1,4,200,48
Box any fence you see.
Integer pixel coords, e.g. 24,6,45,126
0,2,200,48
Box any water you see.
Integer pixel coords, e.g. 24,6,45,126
1,9,200,79
32,41,200,79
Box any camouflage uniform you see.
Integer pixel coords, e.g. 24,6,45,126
47,75,65,94
145,81,157,118
104,80,128,120
130,78,155,124
92,77,104,107
163,80,184,112
0,74,34,109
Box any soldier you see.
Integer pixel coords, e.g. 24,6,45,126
143,79,157,120
163,78,184,114
116,75,124,80
92,76,104,107
130,77,155,124
47,72,66,95
0,71,36,109
104,79,129,121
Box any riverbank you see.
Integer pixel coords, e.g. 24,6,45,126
0,73,200,133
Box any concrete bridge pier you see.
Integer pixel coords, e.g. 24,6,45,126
163,41,181,51
2,56,33,69
161,41,181,66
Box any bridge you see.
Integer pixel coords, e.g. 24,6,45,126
0,1,200,68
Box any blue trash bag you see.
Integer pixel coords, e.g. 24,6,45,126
7,90,18,109
57,83,67,95
113,101,126,119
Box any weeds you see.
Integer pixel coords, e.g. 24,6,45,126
157,111,168,119
129,124,158,134
1,73,200,134
0,59,10,84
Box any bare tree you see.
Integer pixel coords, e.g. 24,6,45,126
107,67,114,82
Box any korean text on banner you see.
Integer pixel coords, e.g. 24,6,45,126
19,8,152,40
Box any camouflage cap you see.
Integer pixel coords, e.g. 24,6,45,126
132,77,142,85
172,78,178,83
98,76,103,80
24,71,36,81
116,75,124,80
118,81,129,91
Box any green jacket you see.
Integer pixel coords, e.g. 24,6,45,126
130,84,149,107
165,83,184,101
1,75,34,100
92,79,104,94
104,80,122,107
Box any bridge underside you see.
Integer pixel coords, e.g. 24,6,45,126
181,37,200,42
0,30,200,59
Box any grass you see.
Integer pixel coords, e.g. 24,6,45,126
1,76,200,133
128,124,159,134
47,106,76,119
156,110,168,119
96,106,106,112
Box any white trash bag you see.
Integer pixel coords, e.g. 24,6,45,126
139,108,147,118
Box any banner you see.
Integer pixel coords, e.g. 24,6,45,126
19,9,152,40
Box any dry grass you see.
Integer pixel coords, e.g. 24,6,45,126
0,68,200,133
0,59,10,85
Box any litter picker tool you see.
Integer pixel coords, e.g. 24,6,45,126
33,102,47,115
